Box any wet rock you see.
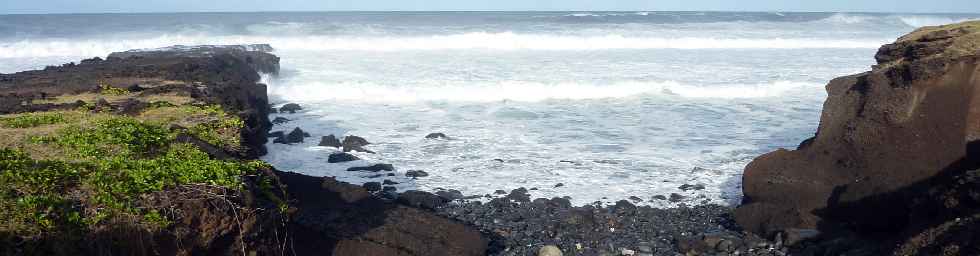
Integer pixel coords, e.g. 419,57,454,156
279,103,302,113
669,193,685,203
554,183,564,188
382,186,397,193
436,190,464,201
318,134,342,148
382,180,399,185
652,195,667,201
346,164,394,172
327,152,360,163
538,245,562,256
282,127,306,144
425,132,449,139
397,190,449,210
628,196,644,202
406,170,429,178
342,135,374,153
614,200,636,212
363,182,382,192
272,116,290,125
505,188,531,203
679,184,706,191
494,190,507,195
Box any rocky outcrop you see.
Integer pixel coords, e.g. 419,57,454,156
736,21,980,252
277,172,487,256
1,44,279,158
1,45,490,256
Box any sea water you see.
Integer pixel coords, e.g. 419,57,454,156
2,12,977,206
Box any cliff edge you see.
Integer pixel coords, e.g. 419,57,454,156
736,21,980,254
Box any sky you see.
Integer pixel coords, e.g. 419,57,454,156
3,0,980,14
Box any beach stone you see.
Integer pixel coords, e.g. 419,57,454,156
318,134,342,147
538,245,562,256
279,103,302,113
328,152,360,163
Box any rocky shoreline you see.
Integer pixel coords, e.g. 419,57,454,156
2,20,979,256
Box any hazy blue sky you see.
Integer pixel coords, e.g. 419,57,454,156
3,0,980,14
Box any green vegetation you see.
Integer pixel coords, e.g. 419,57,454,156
0,112,71,128
0,98,271,238
99,84,129,96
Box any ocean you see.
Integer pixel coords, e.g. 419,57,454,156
2,12,977,206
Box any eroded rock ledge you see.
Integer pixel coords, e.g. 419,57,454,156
736,21,980,254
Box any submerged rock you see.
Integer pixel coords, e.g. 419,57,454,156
346,164,394,172
327,152,360,163
425,132,449,139
406,170,429,178
279,103,302,114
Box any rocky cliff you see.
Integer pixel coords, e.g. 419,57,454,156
736,21,980,254
0,45,486,256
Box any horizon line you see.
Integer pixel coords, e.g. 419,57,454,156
3,10,980,16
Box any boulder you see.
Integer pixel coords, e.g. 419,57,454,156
342,135,373,153
736,21,980,237
435,189,464,201
318,134,342,148
282,127,306,144
327,152,360,163
397,190,450,210
279,103,302,114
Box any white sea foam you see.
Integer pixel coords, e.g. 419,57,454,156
266,79,818,103
0,32,889,58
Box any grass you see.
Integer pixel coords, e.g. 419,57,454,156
0,95,270,238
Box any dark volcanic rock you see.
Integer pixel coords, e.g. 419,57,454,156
737,21,980,237
406,170,429,178
277,172,487,256
362,182,382,192
505,188,531,203
425,132,449,139
273,127,306,144
1,44,278,158
342,135,373,153
327,152,360,163
318,134,342,148
279,103,302,114
669,193,685,203
435,190,465,201
346,164,395,172
397,190,450,210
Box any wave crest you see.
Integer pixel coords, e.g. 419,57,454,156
264,79,820,103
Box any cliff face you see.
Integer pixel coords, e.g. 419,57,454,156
735,21,980,248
